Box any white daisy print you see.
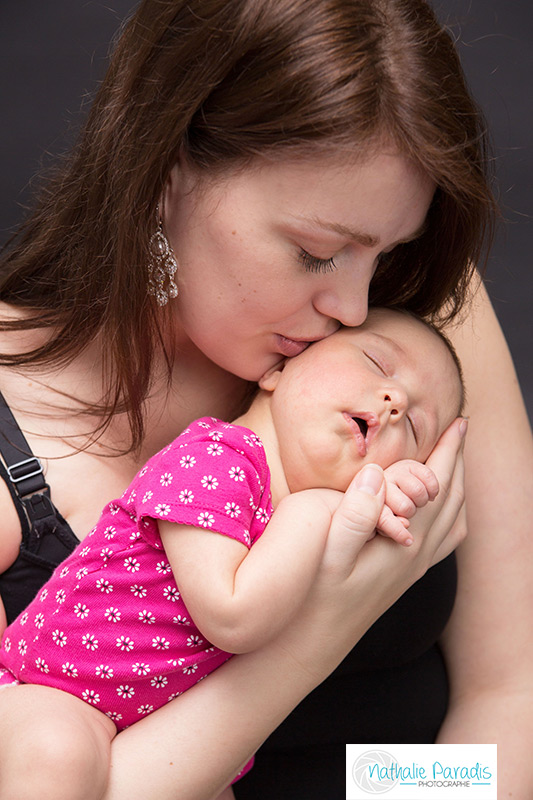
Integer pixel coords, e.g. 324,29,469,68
160,472,173,487
224,502,241,518
39,588,48,602
156,561,171,575
96,578,113,594
74,603,90,619
131,585,147,598
61,662,78,678
255,508,270,524
163,586,180,602
179,489,194,504
82,634,99,651
151,675,168,688
243,434,255,448
206,443,223,457
208,430,223,441
186,634,204,648
20,613,28,626
79,546,91,557
103,526,117,540
142,490,153,503
59,566,70,578
129,530,141,542
104,607,121,623
172,615,191,626
198,421,211,429
116,636,135,652
201,475,219,491
182,664,198,675
117,685,135,699
138,465,148,478
106,711,123,722
82,690,100,705
132,662,151,676
34,612,45,629
2,638,10,652
152,636,170,651
100,547,114,564
128,490,137,504
76,567,89,579
166,657,185,667
138,610,156,624
52,630,68,647
180,454,197,469
18,639,27,656
229,466,245,482
124,556,141,573
197,512,215,528
108,502,121,515
154,503,171,517
96,665,114,679
137,704,154,716
35,657,49,674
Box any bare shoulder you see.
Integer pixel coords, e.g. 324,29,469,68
0,478,23,572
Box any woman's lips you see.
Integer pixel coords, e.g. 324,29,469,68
275,335,312,358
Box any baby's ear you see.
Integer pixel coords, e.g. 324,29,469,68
258,361,286,392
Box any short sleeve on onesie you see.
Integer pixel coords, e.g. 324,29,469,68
131,418,272,551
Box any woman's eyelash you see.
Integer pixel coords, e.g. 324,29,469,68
298,249,338,274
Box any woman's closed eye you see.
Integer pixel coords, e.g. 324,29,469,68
298,248,338,274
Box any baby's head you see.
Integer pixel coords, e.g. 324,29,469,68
258,307,464,493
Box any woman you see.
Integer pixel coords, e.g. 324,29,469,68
0,1,531,799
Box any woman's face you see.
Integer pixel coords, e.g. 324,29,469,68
163,151,435,381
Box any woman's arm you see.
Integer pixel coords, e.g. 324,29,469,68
438,280,533,796
104,428,466,800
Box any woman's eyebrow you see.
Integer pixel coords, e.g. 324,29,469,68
292,215,428,247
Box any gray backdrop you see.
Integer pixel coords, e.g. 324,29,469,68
1,1,531,421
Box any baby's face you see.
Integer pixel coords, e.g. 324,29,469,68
260,308,462,493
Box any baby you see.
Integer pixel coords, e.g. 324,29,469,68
0,308,463,796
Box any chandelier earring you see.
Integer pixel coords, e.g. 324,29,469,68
147,207,179,306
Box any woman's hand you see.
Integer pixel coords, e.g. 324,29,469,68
284,416,467,681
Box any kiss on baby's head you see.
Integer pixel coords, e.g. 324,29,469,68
245,307,464,494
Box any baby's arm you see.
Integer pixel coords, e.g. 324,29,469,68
159,488,341,654
377,460,439,546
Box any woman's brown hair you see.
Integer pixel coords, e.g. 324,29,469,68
0,0,497,450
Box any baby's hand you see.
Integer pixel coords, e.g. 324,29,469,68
377,460,439,546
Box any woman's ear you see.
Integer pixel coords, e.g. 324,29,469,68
258,360,286,392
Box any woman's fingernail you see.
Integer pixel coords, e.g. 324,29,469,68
459,417,469,438
353,464,383,496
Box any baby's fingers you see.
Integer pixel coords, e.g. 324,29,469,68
376,505,413,546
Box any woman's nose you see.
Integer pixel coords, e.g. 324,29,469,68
311,267,372,327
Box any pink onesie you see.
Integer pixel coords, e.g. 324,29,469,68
0,418,272,744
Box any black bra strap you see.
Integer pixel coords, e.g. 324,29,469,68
0,390,57,526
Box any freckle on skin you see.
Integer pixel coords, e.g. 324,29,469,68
231,230,236,235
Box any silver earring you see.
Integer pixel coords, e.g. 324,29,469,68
147,212,178,306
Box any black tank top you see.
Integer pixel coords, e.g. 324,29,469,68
234,553,457,799
0,392,80,624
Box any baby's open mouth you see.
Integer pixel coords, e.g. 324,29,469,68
352,417,368,438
